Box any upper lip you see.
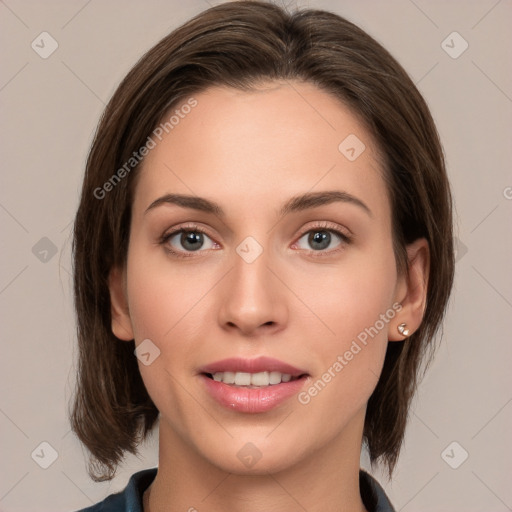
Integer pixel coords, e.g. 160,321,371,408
200,356,308,377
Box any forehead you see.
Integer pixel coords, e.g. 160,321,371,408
133,81,389,223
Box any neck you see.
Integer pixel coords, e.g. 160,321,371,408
147,412,367,512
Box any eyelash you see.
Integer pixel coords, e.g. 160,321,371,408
159,221,352,259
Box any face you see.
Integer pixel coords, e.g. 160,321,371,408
110,81,424,475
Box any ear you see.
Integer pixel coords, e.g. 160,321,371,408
389,238,430,341
108,266,134,341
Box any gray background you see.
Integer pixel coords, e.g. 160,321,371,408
1,0,511,511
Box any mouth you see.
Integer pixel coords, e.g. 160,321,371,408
199,357,309,413
203,370,307,388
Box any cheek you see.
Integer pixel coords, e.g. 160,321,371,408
296,247,398,410
124,247,218,393
124,255,206,425
299,247,398,347
125,242,206,341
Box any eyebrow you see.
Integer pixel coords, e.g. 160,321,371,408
144,190,372,218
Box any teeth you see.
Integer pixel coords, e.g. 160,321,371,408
223,371,235,384
251,371,270,386
269,371,282,384
211,371,294,386
235,372,251,386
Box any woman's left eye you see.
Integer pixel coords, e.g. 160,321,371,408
294,225,351,255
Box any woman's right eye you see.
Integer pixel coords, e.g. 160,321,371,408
160,227,218,258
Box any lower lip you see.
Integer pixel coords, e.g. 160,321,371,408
201,374,307,413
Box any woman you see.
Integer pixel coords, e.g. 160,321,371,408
71,1,454,511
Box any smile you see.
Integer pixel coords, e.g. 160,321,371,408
199,357,309,413
207,371,297,387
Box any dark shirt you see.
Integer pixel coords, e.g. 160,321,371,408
76,467,395,512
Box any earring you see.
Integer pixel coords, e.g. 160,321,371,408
397,323,410,336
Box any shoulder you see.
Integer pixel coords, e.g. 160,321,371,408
73,468,157,512
359,470,396,512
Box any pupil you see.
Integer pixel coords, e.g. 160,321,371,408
182,231,203,251
310,231,330,250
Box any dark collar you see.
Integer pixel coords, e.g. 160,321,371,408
77,467,395,511
360,469,396,512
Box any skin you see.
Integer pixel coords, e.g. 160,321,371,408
109,81,429,512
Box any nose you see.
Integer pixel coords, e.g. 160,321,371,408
218,243,288,337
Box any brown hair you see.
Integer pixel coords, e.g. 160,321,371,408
70,0,454,481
